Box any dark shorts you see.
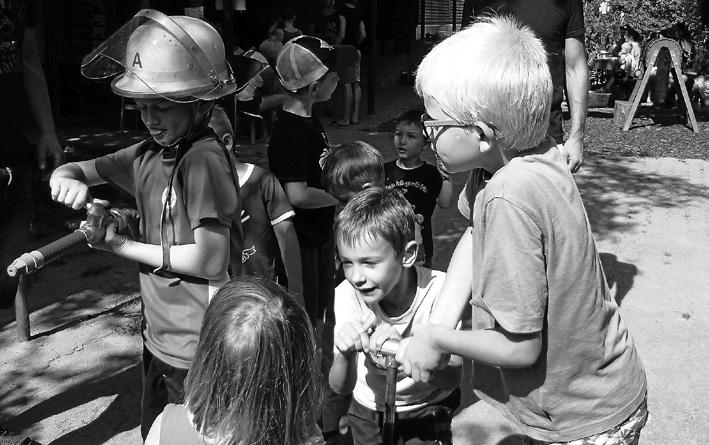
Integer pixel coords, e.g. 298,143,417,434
300,235,336,324
0,156,33,309
340,50,361,84
348,388,461,445
140,345,189,439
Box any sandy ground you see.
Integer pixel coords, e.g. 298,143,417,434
1,86,708,443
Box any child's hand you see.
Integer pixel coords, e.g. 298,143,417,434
334,316,376,356
50,176,91,210
396,323,450,383
368,322,401,354
86,218,129,253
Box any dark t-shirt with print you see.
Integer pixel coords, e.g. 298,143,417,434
0,0,36,159
239,163,294,283
268,108,335,246
384,161,442,260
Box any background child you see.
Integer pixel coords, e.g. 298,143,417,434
210,106,303,300
145,276,323,445
268,6,304,44
50,10,243,438
333,0,366,127
330,187,461,445
398,16,648,444
318,139,385,442
321,140,385,205
385,109,453,268
268,35,355,334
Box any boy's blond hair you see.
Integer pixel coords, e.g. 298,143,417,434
415,16,552,152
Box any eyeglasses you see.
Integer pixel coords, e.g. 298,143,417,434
420,113,503,145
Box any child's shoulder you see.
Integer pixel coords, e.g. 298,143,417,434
415,266,446,298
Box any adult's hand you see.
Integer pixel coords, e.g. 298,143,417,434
563,136,584,173
36,133,64,171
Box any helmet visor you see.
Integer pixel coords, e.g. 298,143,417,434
81,9,236,103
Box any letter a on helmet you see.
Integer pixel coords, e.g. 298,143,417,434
80,9,237,103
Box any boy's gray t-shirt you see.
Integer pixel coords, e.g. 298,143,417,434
468,142,646,441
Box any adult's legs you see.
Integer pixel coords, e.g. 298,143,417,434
339,83,353,125
351,81,361,124
0,158,32,310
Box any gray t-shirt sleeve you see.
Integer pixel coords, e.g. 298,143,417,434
479,197,547,334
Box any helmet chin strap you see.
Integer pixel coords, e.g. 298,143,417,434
154,100,214,274
161,101,206,151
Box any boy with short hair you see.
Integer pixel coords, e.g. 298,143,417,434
49,10,243,438
385,109,453,267
209,106,302,299
330,187,461,445
321,140,385,205
268,35,355,329
398,16,648,444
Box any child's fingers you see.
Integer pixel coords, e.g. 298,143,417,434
369,324,399,353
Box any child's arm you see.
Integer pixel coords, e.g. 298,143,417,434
273,219,304,301
431,227,473,327
100,221,230,281
51,162,230,280
392,228,473,378
357,20,366,46
329,318,375,395
283,181,339,208
335,15,346,45
435,162,453,208
398,323,542,382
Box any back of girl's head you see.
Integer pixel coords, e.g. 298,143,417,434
394,108,425,131
321,141,385,198
184,276,319,445
335,187,415,257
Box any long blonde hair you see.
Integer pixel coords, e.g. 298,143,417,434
184,276,321,445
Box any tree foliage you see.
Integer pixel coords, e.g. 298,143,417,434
584,0,707,49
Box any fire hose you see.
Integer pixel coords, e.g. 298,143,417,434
6,199,139,277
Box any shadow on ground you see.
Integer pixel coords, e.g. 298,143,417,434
576,155,707,239
10,361,141,445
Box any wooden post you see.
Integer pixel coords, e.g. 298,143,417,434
619,38,699,133
420,0,426,39
452,0,457,32
15,275,30,342
367,0,378,115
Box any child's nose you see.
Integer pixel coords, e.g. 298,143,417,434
351,266,367,285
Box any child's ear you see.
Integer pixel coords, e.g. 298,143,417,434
475,121,498,153
222,133,234,151
401,240,419,268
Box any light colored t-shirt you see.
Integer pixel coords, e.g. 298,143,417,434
466,140,647,442
333,266,457,412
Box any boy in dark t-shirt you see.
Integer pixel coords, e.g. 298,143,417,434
268,36,355,329
385,109,453,267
